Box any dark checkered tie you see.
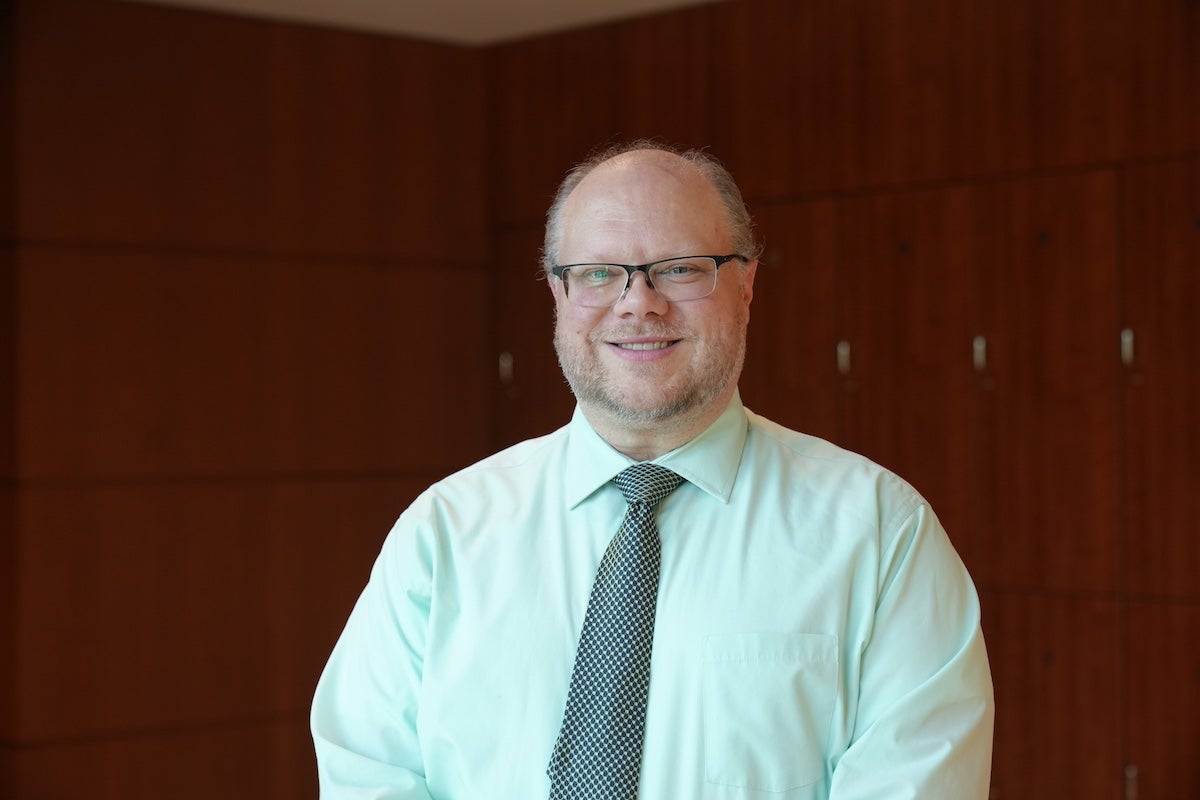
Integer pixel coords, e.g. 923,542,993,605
547,462,685,800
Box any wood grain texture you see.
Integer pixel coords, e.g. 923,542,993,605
487,26,617,227
14,0,487,260
8,476,427,744
16,246,490,480
489,226,574,449
0,247,13,480
1120,157,1200,602
981,590,1123,800
971,172,1120,594
742,199,838,442
605,7,714,153
0,488,14,743
836,185,976,557
1125,601,1200,799
712,0,1200,202
4,716,317,800
0,1,13,244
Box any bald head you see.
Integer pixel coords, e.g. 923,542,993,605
556,150,732,269
542,142,761,273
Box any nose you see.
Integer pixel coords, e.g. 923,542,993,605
613,270,669,316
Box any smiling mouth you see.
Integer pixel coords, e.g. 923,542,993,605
614,340,677,351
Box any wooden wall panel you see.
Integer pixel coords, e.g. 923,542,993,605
742,200,838,442
5,717,316,800
1119,1,1200,158
8,2,491,797
982,591,1122,800
0,488,14,743
0,247,13,479
1125,602,1200,799
487,27,616,228
3,3,20,791
14,0,487,260
971,172,1120,594
1024,2,1129,166
836,186,976,554
1120,158,1200,602
0,256,11,747
0,1,13,244
10,477,425,744
837,1,1022,187
1,0,13,475
713,0,1199,203
711,0,1046,199
490,226,573,448
486,3,718,229
606,8,714,151
0,745,13,800
16,247,490,480
709,0,856,199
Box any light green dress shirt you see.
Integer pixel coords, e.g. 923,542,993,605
311,392,994,798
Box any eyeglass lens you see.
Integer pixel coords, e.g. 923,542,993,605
563,257,720,307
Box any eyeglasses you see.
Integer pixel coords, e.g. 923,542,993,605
550,254,746,308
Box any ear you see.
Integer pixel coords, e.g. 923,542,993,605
740,259,758,305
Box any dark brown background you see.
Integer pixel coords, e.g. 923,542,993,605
3,0,1197,797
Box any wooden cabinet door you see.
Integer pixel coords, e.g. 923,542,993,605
487,28,615,228
836,186,977,555
1120,158,1200,602
1119,157,1200,800
741,200,838,442
1125,602,1200,799
971,172,1120,594
982,591,1123,800
490,227,575,449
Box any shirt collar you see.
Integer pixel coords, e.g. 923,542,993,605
562,390,749,508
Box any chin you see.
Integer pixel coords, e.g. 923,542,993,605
600,383,711,426
557,338,740,428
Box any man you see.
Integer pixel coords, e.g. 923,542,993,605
311,142,994,798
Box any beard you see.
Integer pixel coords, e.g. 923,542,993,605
553,304,748,428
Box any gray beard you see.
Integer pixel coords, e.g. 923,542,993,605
553,318,747,428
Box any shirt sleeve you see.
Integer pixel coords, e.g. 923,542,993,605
829,500,995,799
310,505,436,800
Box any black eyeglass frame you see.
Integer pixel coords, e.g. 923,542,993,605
549,254,747,304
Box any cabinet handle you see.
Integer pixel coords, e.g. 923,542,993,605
972,335,988,372
498,351,515,385
836,340,852,375
1120,328,1135,366
1124,764,1139,800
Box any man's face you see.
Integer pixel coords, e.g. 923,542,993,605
550,152,756,430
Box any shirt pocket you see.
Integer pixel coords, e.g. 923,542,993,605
702,632,838,792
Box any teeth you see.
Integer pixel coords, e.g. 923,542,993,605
618,341,672,350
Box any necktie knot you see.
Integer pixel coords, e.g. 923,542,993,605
613,462,684,508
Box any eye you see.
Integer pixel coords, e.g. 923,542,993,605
654,259,710,282
577,266,617,283
664,263,698,276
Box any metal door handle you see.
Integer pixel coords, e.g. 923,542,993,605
973,335,987,372
1120,328,1135,366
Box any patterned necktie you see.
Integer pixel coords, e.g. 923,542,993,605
547,462,685,800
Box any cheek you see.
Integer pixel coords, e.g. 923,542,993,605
557,305,605,339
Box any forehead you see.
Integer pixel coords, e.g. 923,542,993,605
558,152,731,262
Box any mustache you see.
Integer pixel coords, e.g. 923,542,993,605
590,323,691,343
